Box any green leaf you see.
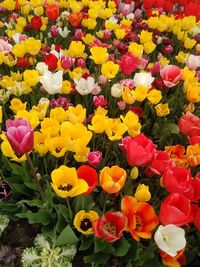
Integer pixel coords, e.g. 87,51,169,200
142,256,164,267
17,199,43,208
79,236,93,251
73,195,96,213
84,252,110,264
2,155,12,172
11,183,30,196
160,123,179,135
54,204,68,233
113,237,131,257
24,182,38,190
94,238,115,254
56,224,79,246
16,208,51,225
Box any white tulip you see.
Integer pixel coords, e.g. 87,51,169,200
36,62,49,75
40,70,63,95
133,72,154,88
111,83,123,98
74,77,95,95
58,26,70,38
154,224,186,257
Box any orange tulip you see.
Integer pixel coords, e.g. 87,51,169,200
68,12,83,27
99,165,126,194
121,195,159,241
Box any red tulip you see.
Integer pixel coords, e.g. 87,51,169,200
179,112,200,136
45,4,59,21
127,134,156,166
159,193,193,226
30,16,42,30
147,151,174,176
184,176,200,201
179,112,200,145
77,165,98,195
4,118,34,155
143,0,154,9
119,52,138,76
163,166,192,195
160,65,182,87
44,53,58,71
93,211,128,242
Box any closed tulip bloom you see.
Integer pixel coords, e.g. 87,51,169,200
134,184,151,202
99,165,127,194
159,193,193,226
4,118,34,155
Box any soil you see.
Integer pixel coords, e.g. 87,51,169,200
0,220,38,267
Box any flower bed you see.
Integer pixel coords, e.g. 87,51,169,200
0,0,200,266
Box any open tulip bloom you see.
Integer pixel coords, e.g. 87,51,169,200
0,1,200,266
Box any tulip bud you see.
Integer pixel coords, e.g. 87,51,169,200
87,151,102,167
134,184,151,202
130,166,139,179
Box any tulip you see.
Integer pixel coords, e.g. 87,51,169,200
134,184,151,202
126,134,156,166
99,165,127,194
61,55,75,70
74,210,99,235
77,165,98,195
0,38,12,55
4,118,34,155
154,224,186,257
74,77,95,96
51,165,88,198
133,72,155,88
159,193,193,226
93,95,108,108
119,52,138,76
87,151,102,167
40,70,63,95
160,65,182,87
121,196,159,241
93,211,128,242
147,151,174,176
44,53,58,71
163,166,192,195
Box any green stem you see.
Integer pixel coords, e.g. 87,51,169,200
66,197,73,222
43,156,48,175
26,153,45,200
103,194,109,214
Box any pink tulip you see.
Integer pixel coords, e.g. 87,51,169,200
5,118,34,154
160,65,182,87
93,95,108,108
61,55,75,70
87,151,102,167
0,38,12,55
50,25,59,37
186,55,200,70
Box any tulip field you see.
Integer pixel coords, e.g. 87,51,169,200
0,0,200,266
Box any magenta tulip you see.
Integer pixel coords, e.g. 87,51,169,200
5,118,34,154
